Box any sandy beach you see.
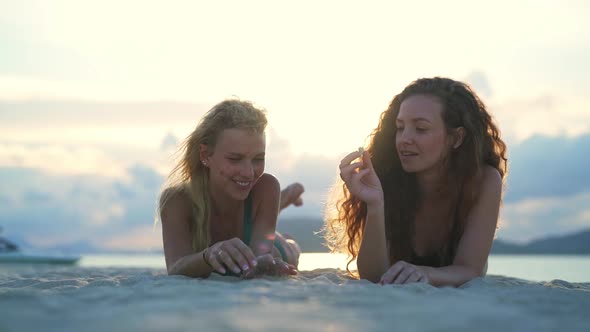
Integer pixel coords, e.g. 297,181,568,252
1,265,589,332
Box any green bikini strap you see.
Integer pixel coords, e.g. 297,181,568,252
243,194,253,245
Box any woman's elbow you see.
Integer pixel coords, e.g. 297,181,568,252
456,265,483,285
357,261,382,283
359,272,381,284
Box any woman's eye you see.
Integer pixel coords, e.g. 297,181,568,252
416,127,427,132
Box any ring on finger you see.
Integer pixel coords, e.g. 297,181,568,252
217,249,225,257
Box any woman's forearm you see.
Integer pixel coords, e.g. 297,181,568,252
357,202,390,282
167,250,213,278
423,264,482,287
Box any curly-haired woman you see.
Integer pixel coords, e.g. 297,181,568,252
328,77,507,287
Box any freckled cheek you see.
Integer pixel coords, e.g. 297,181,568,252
217,165,240,178
253,164,265,179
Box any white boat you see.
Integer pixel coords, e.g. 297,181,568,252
0,229,80,265
0,251,80,265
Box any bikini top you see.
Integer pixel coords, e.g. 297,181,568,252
411,250,445,267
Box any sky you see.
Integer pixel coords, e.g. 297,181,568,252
1,0,589,252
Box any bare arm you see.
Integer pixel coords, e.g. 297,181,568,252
339,149,390,282
357,200,390,282
425,166,502,287
238,173,296,277
250,173,281,256
161,188,213,277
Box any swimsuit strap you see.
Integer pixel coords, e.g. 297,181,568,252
243,194,253,245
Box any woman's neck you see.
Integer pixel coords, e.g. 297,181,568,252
208,184,242,217
416,167,445,199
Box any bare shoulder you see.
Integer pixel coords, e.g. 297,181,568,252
252,173,280,196
481,165,503,194
159,185,192,220
471,165,502,207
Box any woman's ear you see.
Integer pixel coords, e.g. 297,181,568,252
199,144,210,166
453,127,466,149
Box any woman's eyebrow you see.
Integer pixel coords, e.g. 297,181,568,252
396,117,432,123
226,152,266,157
414,118,432,124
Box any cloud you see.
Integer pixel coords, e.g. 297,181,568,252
505,133,590,202
464,71,493,99
0,99,209,126
0,164,165,251
498,191,590,243
0,143,128,177
160,132,179,151
102,225,162,252
272,154,341,218
492,94,590,143
1,125,590,252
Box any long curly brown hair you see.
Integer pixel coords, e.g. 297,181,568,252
325,77,507,271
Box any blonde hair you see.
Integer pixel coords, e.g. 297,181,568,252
158,99,267,252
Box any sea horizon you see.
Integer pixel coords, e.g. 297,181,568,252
62,252,590,283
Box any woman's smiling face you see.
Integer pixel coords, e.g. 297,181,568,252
204,128,266,201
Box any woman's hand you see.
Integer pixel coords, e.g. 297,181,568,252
273,232,301,268
241,254,297,279
205,237,258,275
380,260,430,285
279,183,305,211
339,149,384,206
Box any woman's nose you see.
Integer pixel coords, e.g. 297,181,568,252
240,162,254,178
399,129,414,144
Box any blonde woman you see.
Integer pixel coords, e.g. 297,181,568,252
160,100,302,278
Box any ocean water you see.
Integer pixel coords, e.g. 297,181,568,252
76,253,590,282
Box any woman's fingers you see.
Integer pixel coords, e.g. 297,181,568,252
255,253,276,266
254,254,298,277
209,238,257,274
231,238,257,268
279,183,305,210
286,238,301,267
223,245,251,273
339,150,363,170
393,266,415,284
273,257,297,276
339,162,363,182
206,247,227,274
275,233,300,267
283,262,298,275
209,238,301,278
381,261,428,285
282,240,296,265
404,271,422,284
217,248,241,274
350,168,371,188
380,262,404,284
